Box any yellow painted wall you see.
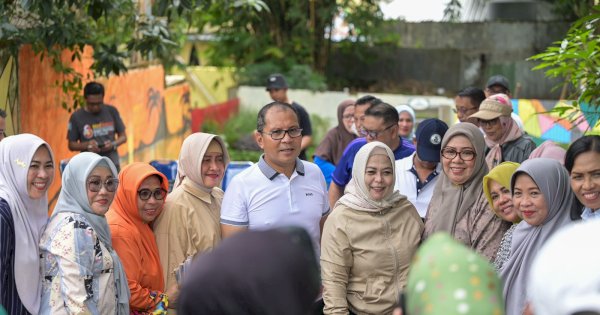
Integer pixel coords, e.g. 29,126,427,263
0,55,18,136
185,66,236,108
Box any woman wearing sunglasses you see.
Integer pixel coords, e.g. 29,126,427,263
39,152,130,315
107,162,175,314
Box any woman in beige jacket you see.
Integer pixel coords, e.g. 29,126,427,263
321,141,423,315
153,133,230,290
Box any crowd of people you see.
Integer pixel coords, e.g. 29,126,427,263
0,76,599,315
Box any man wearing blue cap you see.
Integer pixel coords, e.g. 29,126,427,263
394,118,449,219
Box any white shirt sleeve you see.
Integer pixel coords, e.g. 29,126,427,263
220,176,250,226
318,166,331,216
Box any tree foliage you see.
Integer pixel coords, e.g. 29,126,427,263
0,0,388,106
0,0,263,110
443,0,462,22
192,0,386,88
529,5,600,129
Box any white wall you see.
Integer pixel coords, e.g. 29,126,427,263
237,86,455,128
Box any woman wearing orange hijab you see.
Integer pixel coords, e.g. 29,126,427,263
107,162,174,314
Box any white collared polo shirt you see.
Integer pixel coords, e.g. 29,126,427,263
221,156,330,254
394,153,441,218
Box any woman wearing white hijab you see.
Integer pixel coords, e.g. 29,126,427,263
154,132,230,290
0,134,54,315
39,152,130,314
321,141,423,314
500,158,576,315
527,219,600,315
395,105,415,140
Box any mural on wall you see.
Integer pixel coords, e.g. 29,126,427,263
18,45,194,207
0,54,19,136
513,99,595,145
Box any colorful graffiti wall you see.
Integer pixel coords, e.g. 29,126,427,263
512,99,594,145
17,46,193,205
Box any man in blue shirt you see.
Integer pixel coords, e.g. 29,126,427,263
328,102,415,207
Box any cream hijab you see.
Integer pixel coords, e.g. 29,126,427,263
426,123,488,234
173,133,230,190
0,134,54,314
338,141,403,212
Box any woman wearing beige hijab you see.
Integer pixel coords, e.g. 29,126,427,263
154,133,230,290
321,141,423,315
423,123,511,262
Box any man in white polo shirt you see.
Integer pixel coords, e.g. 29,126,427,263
220,102,330,253
394,118,448,219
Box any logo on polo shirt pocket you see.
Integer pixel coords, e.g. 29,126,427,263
305,192,313,196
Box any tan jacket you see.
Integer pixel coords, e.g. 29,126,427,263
153,177,224,289
321,202,424,315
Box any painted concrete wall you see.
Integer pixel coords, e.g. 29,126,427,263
237,86,455,127
237,86,598,145
17,46,192,206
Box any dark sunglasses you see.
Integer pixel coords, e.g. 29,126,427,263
87,177,119,192
138,188,167,201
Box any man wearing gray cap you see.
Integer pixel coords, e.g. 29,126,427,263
485,74,511,97
266,73,313,160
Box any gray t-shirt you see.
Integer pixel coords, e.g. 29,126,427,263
67,105,125,169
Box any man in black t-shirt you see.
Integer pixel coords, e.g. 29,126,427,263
67,82,127,171
266,74,313,160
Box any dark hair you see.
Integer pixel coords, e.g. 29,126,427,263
256,102,299,132
84,82,105,97
364,102,399,126
457,87,486,108
565,135,600,173
0,109,6,118
355,95,382,107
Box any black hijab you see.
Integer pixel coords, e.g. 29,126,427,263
178,227,320,315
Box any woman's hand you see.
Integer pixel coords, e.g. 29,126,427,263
165,284,179,305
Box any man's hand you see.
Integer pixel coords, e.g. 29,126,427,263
87,140,101,153
102,140,113,152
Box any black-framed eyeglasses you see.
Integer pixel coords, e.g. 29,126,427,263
260,128,303,140
87,177,119,192
342,114,354,121
138,188,167,201
360,124,396,138
441,148,477,161
452,107,477,115
479,118,500,127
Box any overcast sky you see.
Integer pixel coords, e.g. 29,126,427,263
379,0,446,21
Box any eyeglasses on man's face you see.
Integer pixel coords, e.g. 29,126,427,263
87,177,119,192
441,148,477,161
452,107,478,115
360,124,396,139
260,127,303,140
138,188,167,201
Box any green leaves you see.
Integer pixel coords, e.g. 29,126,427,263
529,5,600,130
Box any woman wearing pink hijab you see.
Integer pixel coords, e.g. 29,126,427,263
528,140,566,164
469,93,536,169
